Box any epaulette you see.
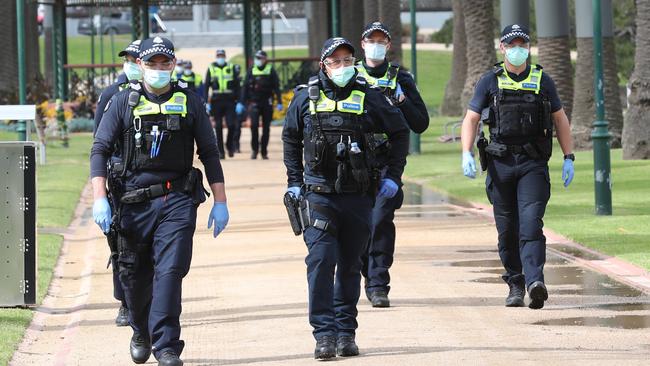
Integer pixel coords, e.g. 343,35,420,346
534,64,543,70
493,62,505,76
176,79,188,89
355,75,367,85
294,84,308,92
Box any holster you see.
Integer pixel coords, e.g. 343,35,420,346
283,192,304,236
477,131,489,171
485,141,508,157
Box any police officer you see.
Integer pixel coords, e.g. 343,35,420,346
239,50,283,159
179,60,202,94
93,39,142,327
205,49,242,158
91,36,230,366
283,37,409,359
356,21,429,308
460,25,575,310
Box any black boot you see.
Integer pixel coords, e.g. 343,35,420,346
130,332,152,364
528,281,548,309
336,335,359,357
370,290,390,308
251,151,257,160
157,349,183,366
115,305,129,327
314,335,336,360
505,277,525,307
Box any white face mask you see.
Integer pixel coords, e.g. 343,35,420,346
143,68,172,89
364,43,387,61
183,69,192,76
216,57,226,66
328,65,356,87
174,66,183,74
254,58,264,67
123,61,142,81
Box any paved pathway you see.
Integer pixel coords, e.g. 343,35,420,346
10,128,650,365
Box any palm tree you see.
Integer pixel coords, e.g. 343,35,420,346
364,0,379,23
441,0,467,116
535,0,573,120
306,1,329,58
622,0,650,159
341,0,365,50
460,0,496,110
380,0,403,63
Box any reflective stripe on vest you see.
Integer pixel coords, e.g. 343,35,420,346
496,65,542,94
355,63,398,89
209,64,234,93
309,90,365,115
251,64,272,76
133,92,188,117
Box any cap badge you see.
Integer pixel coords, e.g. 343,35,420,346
153,36,163,44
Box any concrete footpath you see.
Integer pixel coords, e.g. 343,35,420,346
10,128,650,365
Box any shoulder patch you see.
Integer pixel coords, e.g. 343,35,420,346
103,99,112,112
129,81,142,91
177,80,188,88
355,76,367,85
384,95,394,106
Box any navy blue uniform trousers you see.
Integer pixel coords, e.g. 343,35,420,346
111,256,126,305
211,99,238,156
303,191,373,339
249,99,274,156
485,153,550,287
118,192,197,358
361,187,404,295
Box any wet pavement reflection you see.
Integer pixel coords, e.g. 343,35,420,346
399,181,650,331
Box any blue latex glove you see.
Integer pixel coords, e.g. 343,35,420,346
92,197,112,233
276,103,283,112
377,178,399,199
562,159,574,187
205,103,211,114
236,102,246,115
207,202,229,238
462,151,477,179
287,186,301,198
395,83,405,103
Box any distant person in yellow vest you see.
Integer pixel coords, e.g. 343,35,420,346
180,60,202,94
205,49,242,158
239,50,282,160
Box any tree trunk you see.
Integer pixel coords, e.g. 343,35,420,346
537,36,573,119
379,0,403,63
340,0,365,50
603,37,624,147
460,0,496,110
622,0,650,159
363,0,379,24
440,0,467,116
571,37,595,149
306,1,329,58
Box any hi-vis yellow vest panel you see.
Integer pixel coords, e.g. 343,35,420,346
356,64,397,89
133,92,188,117
209,64,234,93
309,90,365,115
251,64,272,76
496,64,543,94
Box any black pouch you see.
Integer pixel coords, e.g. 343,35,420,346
485,142,508,157
523,142,541,159
190,168,209,205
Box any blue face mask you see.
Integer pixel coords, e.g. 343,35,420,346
144,68,171,89
123,61,142,81
365,43,387,61
216,57,226,66
505,46,529,67
254,58,264,68
329,65,356,87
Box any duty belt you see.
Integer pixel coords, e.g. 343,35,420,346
120,175,192,204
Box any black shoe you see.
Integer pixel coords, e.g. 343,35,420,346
130,333,152,364
505,277,525,307
236,148,241,153
528,281,548,309
314,335,336,360
261,154,269,160
251,152,257,159
115,305,129,327
228,150,234,158
370,290,390,308
336,335,359,357
157,349,183,366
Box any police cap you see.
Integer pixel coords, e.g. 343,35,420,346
320,37,355,63
139,36,175,61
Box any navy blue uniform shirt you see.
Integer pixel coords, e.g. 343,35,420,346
94,73,129,136
468,64,563,114
283,70,410,188
240,64,282,104
360,60,429,133
90,82,224,190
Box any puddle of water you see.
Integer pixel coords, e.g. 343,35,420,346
470,276,503,284
444,256,569,268
584,303,650,311
548,243,605,261
534,315,650,329
402,182,472,208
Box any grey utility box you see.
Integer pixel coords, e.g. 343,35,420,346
0,142,36,306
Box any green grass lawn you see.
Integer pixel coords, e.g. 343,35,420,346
405,117,650,270
40,35,132,72
0,134,92,365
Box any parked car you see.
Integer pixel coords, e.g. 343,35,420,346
77,11,167,35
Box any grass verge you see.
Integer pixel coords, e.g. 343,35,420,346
405,117,650,270
0,134,92,365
